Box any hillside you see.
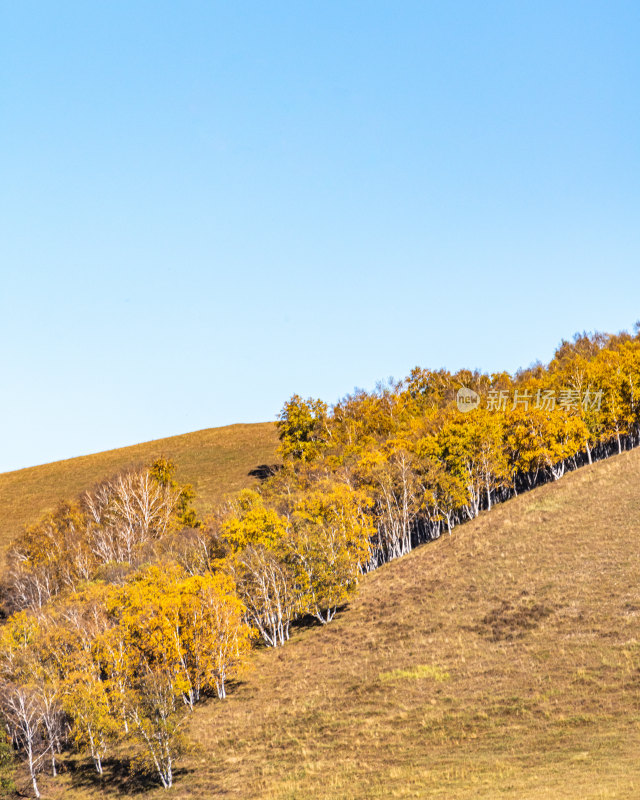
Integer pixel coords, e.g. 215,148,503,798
32,446,640,799
0,422,280,565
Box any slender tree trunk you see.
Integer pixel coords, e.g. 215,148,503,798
27,741,40,799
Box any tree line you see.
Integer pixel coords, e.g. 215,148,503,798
1,325,640,794
275,327,640,561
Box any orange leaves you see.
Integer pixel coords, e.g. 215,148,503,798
178,572,253,699
277,394,330,462
287,483,373,622
221,489,288,552
106,564,252,704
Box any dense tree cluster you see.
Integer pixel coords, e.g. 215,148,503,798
0,461,254,793
1,326,640,794
276,328,640,562
0,459,374,793
5,458,198,613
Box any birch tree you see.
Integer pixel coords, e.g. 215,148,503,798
0,682,46,798
221,491,299,646
178,573,253,699
287,483,373,623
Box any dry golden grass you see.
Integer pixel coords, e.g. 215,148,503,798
0,422,279,565
27,447,640,799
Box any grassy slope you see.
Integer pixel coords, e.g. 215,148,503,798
0,422,280,563
34,447,640,799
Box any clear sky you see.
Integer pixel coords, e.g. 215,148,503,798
1,1,639,473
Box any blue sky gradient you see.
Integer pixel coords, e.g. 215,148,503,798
1,1,639,471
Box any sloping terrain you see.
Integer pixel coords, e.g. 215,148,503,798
36,446,640,799
0,422,280,564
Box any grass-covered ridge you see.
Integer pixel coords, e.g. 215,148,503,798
0,422,279,564
4,329,640,798
30,445,640,799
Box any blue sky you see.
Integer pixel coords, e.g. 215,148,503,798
1,1,639,472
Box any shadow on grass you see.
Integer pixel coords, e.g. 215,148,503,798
247,464,281,481
63,754,196,796
289,605,350,634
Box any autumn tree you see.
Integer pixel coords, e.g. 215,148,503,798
6,502,92,612
62,659,114,775
6,458,199,615
278,395,330,462
286,482,373,623
0,682,46,798
84,465,185,564
437,410,507,520
0,612,59,799
221,490,298,646
354,446,421,561
178,572,253,699
414,436,467,536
